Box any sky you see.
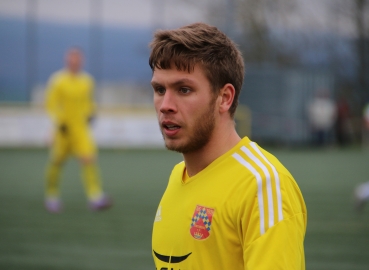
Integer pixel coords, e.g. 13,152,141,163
0,0,361,38
0,0,207,28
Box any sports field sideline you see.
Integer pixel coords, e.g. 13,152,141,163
0,147,368,269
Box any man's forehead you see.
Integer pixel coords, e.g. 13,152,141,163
152,64,206,80
151,68,202,85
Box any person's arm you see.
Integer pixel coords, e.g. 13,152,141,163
45,74,61,123
45,74,67,133
241,174,307,270
86,76,97,124
243,213,306,270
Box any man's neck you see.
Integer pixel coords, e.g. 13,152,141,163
67,68,80,75
183,126,241,177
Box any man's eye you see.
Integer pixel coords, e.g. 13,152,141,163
179,87,191,94
155,87,166,94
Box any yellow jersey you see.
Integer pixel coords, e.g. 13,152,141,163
152,137,307,270
45,69,96,126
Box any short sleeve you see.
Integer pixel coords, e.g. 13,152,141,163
243,212,306,270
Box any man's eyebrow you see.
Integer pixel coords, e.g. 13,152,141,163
151,81,162,87
151,78,195,88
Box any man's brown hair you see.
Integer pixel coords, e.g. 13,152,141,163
149,22,245,117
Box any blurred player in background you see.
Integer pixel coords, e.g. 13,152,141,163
307,88,337,147
361,100,369,148
149,23,307,269
44,47,111,213
354,102,369,212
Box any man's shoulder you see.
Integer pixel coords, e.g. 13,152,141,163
78,71,94,82
171,161,185,174
230,138,293,181
49,69,66,80
49,70,93,80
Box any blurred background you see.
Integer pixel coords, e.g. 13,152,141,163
0,0,368,146
0,0,369,269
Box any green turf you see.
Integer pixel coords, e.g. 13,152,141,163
0,147,369,269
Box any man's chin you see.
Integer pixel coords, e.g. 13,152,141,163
164,138,188,153
165,141,184,153
164,140,205,154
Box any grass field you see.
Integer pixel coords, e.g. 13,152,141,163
0,146,369,269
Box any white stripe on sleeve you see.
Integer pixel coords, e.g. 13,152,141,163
232,153,265,235
240,146,274,228
250,142,283,222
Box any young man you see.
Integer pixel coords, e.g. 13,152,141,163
44,47,111,213
149,23,307,269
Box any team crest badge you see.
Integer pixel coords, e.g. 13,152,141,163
190,205,214,240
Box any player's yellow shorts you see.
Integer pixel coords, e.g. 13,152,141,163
51,123,96,161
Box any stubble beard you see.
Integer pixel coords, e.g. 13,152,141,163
162,101,216,154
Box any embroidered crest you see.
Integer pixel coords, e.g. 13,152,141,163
190,205,214,240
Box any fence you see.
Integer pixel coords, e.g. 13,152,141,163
240,65,336,145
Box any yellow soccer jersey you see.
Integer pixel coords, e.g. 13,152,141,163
45,69,96,125
152,137,307,270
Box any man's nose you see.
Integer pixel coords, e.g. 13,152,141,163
159,91,177,114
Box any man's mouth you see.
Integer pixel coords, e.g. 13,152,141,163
161,122,181,136
164,124,180,130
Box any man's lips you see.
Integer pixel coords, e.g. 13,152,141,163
162,121,181,136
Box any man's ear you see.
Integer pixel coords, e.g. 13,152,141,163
218,83,235,114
